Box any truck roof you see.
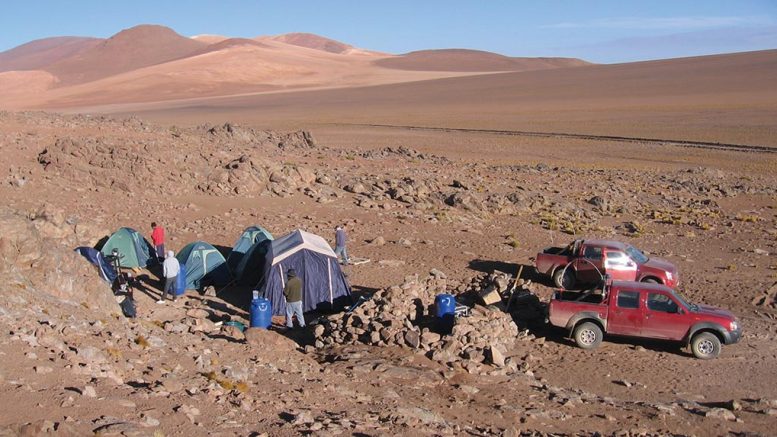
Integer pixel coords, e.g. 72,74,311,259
583,239,629,250
611,280,671,292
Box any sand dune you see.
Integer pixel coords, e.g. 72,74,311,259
374,48,590,72
0,36,101,72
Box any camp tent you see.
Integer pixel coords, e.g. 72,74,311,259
235,239,273,285
226,226,273,273
99,227,155,268
176,241,232,291
260,230,351,315
75,246,117,283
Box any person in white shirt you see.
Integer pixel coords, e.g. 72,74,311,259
159,250,180,303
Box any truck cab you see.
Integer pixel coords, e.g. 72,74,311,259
548,280,740,359
536,239,678,289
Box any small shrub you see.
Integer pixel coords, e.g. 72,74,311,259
134,336,150,348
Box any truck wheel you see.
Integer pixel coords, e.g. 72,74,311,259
691,332,721,359
641,277,659,284
553,268,575,289
573,322,603,349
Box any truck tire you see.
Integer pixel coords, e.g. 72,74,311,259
691,332,721,359
641,277,659,284
553,267,575,289
573,322,603,349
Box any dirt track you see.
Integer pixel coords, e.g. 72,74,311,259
339,123,777,154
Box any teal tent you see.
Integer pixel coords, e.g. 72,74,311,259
176,241,232,291
226,226,273,273
100,227,155,268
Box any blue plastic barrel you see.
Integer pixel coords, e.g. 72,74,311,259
435,294,456,317
250,296,272,329
435,294,456,335
175,264,187,296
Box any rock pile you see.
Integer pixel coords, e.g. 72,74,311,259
0,207,118,316
315,272,538,372
34,118,321,198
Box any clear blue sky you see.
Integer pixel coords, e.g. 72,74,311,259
2,0,776,63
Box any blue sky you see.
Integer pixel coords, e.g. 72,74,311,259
2,1,776,63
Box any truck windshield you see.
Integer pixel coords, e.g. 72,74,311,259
625,245,649,264
671,289,696,311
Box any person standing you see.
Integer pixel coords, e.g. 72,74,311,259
151,222,165,262
159,250,180,303
334,224,350,265
283,269,305,329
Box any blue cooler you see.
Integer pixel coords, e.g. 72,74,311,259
175,264,187,296
250,292,272,329
435,293,456,335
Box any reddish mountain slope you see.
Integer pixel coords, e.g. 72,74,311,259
374,49,590,72
270,33,353,54
0,37,101,72
44,25,206,85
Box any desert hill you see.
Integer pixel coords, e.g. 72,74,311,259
0,24,590,109
0,36,100,72
373,48,590,72
43,25,207,85
267,32,355,54
118,49,776,148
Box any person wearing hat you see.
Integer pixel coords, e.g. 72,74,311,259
159,250,180,304
283,268,305,329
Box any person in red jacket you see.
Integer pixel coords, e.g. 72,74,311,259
151,222,165,262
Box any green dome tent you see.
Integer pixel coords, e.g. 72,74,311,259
99,227,155,268
176,241,232,291
226,226,273,273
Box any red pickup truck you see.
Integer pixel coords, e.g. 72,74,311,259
548,280,741,359
535,239,678,289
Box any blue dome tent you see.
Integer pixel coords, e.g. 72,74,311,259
260,230,351,315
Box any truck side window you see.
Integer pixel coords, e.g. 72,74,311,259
605,251,628,267
583,246,603,260
647,293,679,313
616,291,640,309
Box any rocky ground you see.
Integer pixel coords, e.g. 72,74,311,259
0,111,776,436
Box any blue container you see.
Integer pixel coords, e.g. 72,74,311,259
175,264,187,296
435,294,456,317
250,296,272,329
435,293,456,335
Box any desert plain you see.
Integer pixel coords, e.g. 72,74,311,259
0,25,776,436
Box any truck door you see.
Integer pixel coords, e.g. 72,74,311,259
607,289,643,336
641,292,691,340
604,251,638,282
576,245,604,284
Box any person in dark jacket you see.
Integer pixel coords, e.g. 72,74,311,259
283,269,305,328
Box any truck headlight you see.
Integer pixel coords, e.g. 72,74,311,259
729,321,738,331
666,271,673,281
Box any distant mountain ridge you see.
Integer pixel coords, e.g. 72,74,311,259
0,24,593,109
374,48,590,72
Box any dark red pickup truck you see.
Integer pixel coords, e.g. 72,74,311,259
536,239,678,289
548,280,741,359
